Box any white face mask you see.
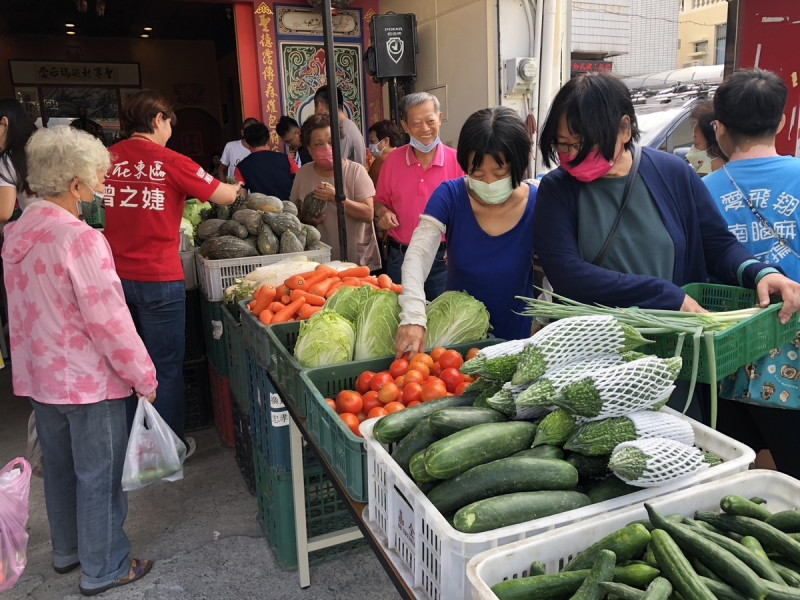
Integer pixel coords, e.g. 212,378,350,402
467,175,514,205
369,140,384,158
686,145,712,174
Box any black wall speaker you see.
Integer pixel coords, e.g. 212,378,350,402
370,13,418,79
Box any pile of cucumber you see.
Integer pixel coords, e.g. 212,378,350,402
490,494,800,600
372,396,644,534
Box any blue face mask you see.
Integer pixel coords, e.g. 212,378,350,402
369,143,382,158
466,175,514,205
409,135,441,154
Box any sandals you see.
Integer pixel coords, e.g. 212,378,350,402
79,558,153,597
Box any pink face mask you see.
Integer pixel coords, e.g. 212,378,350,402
559,147,623,183
312,147,334,169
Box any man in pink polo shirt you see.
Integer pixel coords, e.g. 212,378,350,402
374,92,465,299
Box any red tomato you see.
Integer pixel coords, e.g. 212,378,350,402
438,350,464,371
370,371,394,393
454,381,470,396
340,412,362,437
367,406,388,419
403,382,423,404
336,390,363,415
389,359,409,379
411,353,434,369
325,398,338,413
404,369,425,386
405,400,421,408
384,401,405,414
361,391,383,415
466,347,480,361
408,361,430,379
377,381,400,404
421,379,448,402
432,361,443,377
355,371,374,395
394,374,406,389
430,347,447,362
356,411,368,423
440,367,465,393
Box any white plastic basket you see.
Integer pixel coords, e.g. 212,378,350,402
361,407,755,600
194,243,331,301
181,250,197,290
467,469,800,600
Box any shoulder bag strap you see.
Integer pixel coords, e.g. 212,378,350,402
591,143,642,266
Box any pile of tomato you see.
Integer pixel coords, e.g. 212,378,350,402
325,347,480,437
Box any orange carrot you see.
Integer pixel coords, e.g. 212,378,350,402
297,303,323,320
308,276,338,297
340,277,363,287
377,274,393,290
268,301,285,313
248,299,257,311
325,281,344,299
250,284,277,315
284,275,307,290
272,297,306,324
314,265,339,278
280,294,291,305
258,309,274,325
359,275,380,287
289,288,326,306
337,266,370,279
390,283,403,293
278,284,291,297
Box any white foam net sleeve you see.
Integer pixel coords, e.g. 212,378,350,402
576,356,680,420
611,438,709,487
628,410,695,447
479,337,535,359
545,355,626,389
532,316,635,371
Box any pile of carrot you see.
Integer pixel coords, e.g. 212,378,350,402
247,264,402,326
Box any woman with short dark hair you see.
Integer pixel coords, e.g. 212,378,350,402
688,99,726,174
395,106,537,354
104,89,242,453
534,71,799,420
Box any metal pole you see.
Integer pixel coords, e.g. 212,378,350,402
389,76,401,129
321,0,348,262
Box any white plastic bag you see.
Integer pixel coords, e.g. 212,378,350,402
0,458,32,592
122,397,186,492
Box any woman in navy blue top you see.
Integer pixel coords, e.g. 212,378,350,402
395,106,537,356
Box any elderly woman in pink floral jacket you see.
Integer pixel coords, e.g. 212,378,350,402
2,126,156,596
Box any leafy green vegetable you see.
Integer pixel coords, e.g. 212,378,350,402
425,291,490,348
354,290,401,360
180,217,194,245
183,198,211,228
293,311,355,368
325,285,374,324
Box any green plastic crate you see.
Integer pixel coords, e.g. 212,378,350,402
239,299,271,370
647,283,800,384
252,445,364,570
300,338,503,503
223,303,249,413
200,297,229,377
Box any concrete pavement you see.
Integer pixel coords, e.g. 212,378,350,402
0,365,402,599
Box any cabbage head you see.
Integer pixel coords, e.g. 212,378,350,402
179,217,194,245
183,198,211,228
325,285,374,324
293,311,354,368
353,290,401,360
425,291,490,348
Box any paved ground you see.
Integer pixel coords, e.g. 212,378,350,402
0,365,402,599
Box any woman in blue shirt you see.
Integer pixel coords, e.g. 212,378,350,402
395,106,537,355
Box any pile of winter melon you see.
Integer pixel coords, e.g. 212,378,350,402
196,193,323,260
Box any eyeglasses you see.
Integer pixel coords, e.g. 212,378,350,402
552,141,582,154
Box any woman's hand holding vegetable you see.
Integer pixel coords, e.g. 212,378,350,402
315,181,336,203
395,324,427,358
680,294,708,314
756,273,800,324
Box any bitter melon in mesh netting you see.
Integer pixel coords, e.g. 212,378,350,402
514,353,644,409
486,382,538,416
532,409,578,447
509,316,652,386
460,337,533,381
564,410,695,456
608,438,716,487
551,356,682,420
